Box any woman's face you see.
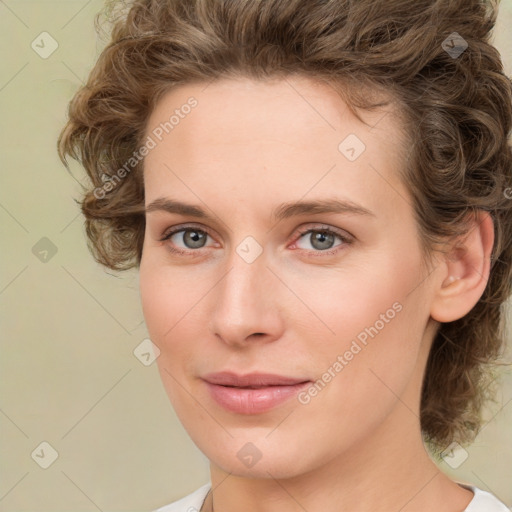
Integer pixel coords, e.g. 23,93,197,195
139,76,440,478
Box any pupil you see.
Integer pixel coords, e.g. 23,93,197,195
314,231,333,250
186,230,205,248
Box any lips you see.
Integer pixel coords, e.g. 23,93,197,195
202,372,312,414
202,371,310,387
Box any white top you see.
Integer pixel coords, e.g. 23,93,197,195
152,482,510,511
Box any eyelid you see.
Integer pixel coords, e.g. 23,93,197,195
295,224,353,242
290,224,353,255
159,223,218,255
160,222,215,242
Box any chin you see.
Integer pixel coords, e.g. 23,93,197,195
212,452,306,480
193,432,314,480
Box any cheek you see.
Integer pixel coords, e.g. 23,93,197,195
139,258,208,369
139,264,185,374
289,254,416,347
139,254,192,339
139,266,167,337
139,263,196,408
294,252,426,401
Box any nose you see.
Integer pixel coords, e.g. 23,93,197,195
208,249,285,348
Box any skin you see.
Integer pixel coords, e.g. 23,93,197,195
139,76,494,512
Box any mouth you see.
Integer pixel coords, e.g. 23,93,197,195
201,372,312,414
202,371,310,387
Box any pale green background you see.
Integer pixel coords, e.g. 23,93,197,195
0,1,511,510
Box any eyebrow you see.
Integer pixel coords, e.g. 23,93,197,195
145,197,375,222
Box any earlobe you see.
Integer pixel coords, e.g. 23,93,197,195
430,211,494,323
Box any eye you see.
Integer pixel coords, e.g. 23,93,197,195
160,224,215,255
291,225,352,255
159,223,353,257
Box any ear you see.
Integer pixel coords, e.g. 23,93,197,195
430,210,494,323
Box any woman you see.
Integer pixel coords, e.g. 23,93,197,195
57,0,512,510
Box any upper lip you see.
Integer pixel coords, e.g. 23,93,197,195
202,372,311,387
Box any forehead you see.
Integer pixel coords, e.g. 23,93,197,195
142,76,410,224
145,75,403,148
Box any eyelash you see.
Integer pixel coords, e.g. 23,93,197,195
159,223,353,257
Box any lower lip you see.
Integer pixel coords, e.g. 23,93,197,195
204,381,311,414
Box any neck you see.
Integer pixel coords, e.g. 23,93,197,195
203,426,472,512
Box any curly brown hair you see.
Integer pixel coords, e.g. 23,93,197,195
57,0,512,454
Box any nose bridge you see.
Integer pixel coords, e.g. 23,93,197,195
209,243,282,343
